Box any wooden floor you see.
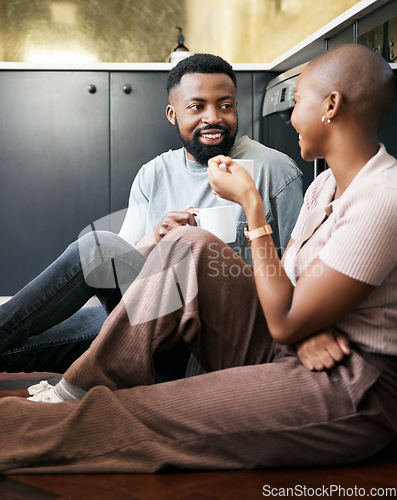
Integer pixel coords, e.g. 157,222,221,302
0,372,396,500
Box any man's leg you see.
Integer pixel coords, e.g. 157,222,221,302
0,307,106,372
0,231,146,356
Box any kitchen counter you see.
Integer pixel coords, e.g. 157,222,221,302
0,61,271,71
0,0,393,73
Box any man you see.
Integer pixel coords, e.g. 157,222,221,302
0,54,303,376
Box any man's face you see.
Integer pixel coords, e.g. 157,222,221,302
166,73,238,166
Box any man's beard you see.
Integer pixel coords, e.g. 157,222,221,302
175,117,238,166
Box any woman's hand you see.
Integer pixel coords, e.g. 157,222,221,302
207,156,258,206
296,329,351,371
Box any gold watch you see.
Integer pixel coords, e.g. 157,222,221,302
244,224,273,245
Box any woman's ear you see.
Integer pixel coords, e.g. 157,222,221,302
325,90,343,121
166,105,176,125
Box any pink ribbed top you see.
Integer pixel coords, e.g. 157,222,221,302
285,144,397,355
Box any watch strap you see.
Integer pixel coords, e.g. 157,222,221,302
244,224,273,244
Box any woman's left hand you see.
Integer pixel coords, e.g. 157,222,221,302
207,156,257,206
296,329,351,371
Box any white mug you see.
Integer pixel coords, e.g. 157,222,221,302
219,159,255,179
217,159,255,200
232,158,255,179
196,205,236,243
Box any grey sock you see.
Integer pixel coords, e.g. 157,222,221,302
54,378,87,401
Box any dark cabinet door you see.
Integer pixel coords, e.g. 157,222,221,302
110,72,181,214
235,71,278,142
0,72,109,294
235,72,253,139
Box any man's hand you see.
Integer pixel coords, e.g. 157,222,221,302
154,208,198,243
296,329,351,371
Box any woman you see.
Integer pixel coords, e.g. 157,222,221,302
0,43,396,474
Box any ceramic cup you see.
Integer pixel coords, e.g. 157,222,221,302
219,159,255,178
232,158,255,178
217,159,255,200
197,205,236,243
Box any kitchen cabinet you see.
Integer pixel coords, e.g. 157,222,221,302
110,72,180,214
0,69,265,295
0,72,109,295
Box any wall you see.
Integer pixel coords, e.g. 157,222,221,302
0,0,185,63
0,0,360,63
184,0,361,62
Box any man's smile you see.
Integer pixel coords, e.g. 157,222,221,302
199,130,225,145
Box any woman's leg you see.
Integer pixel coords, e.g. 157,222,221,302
59,226,274,395
1,230,396,472
0,349,394,474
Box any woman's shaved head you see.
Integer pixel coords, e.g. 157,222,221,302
305,44,395,131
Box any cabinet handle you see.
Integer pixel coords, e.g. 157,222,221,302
123,84,132,94
88,84,97,94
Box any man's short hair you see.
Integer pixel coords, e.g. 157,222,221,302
167,53,237,96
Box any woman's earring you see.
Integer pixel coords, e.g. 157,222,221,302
322,115,331,124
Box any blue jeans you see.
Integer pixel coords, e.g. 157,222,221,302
0,231,191,378
0,231,146,372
